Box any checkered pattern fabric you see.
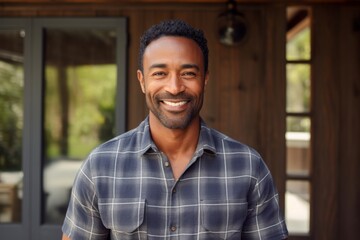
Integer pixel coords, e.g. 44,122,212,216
62,117,288,239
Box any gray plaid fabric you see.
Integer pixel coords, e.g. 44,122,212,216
62,117,288,240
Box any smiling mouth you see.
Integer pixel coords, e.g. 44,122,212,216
162,100,188,107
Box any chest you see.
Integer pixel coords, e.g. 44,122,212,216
93,153,254,239
94,152,252,203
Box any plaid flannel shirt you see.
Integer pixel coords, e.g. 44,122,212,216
62,117,288,239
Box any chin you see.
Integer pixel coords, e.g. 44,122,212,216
160,115,197,130
161,120,189,129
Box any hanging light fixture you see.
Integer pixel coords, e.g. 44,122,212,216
217,0,248,46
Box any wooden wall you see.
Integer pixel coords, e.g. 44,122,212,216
1,2,359,239
312,5,360,240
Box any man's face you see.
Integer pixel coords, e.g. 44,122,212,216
137,36,209,129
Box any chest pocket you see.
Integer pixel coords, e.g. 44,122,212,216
98,198,146,238
201,199,248,239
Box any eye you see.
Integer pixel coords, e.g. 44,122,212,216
152,71,167,78
181,71,197,78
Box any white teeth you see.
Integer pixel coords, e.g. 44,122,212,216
163,101,187,107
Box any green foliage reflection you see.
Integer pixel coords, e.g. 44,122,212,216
0,61,23,171
44,64,116,161
286,64,311,113
287,27,311,61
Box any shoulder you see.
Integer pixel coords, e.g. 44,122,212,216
202,125,261,158
200,125,268,176
92,119,150,155
79,119,150,174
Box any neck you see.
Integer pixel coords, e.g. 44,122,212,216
149,114,200,159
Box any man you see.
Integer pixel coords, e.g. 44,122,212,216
62,19,288,240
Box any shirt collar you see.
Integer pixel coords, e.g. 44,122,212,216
138,116,158,155
138,116,217,156
196,119,217,155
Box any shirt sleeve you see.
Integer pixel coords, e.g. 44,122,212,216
241,156,288,240
62,156,109,240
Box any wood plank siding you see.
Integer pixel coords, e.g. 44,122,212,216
312,5,360,240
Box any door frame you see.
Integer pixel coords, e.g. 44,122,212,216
0,17,127,240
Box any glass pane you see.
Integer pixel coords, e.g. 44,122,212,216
287,27,311,61
286,116,311,176
43,29,117,224
0,30,24,223
286,64,311,113
286,180,310,234
287,116,310,132
286,7,311,61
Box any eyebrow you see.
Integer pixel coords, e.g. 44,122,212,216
181,64,200,71
149,63,200,71
149,63,167,69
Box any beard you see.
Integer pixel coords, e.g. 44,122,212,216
146,91,203,129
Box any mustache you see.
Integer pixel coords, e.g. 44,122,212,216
155,92,193,100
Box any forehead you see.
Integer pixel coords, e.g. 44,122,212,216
143,36,204,67
146,35,200,51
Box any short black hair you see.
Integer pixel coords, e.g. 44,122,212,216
138,19,209,73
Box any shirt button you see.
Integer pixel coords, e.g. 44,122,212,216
170,226,177,232
164,161,169,167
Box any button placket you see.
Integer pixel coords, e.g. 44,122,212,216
159,152,180,237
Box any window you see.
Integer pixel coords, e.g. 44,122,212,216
0,18,127,240
285,6,312,237
42,28,119,224
0,29,24,224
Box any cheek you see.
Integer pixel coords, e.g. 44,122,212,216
145,81,163,95
143,85,158,102
188,82,205,96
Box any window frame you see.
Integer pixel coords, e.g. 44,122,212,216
285,6,313,239
0,17,127,240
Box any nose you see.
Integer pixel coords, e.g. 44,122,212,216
165,73,185,95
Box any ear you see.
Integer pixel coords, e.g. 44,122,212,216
137,70,146,94
204,71,209,88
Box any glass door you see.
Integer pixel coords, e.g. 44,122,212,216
0,18,127,240
42,26,119,226
0,29,24,224
0,19,31,240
